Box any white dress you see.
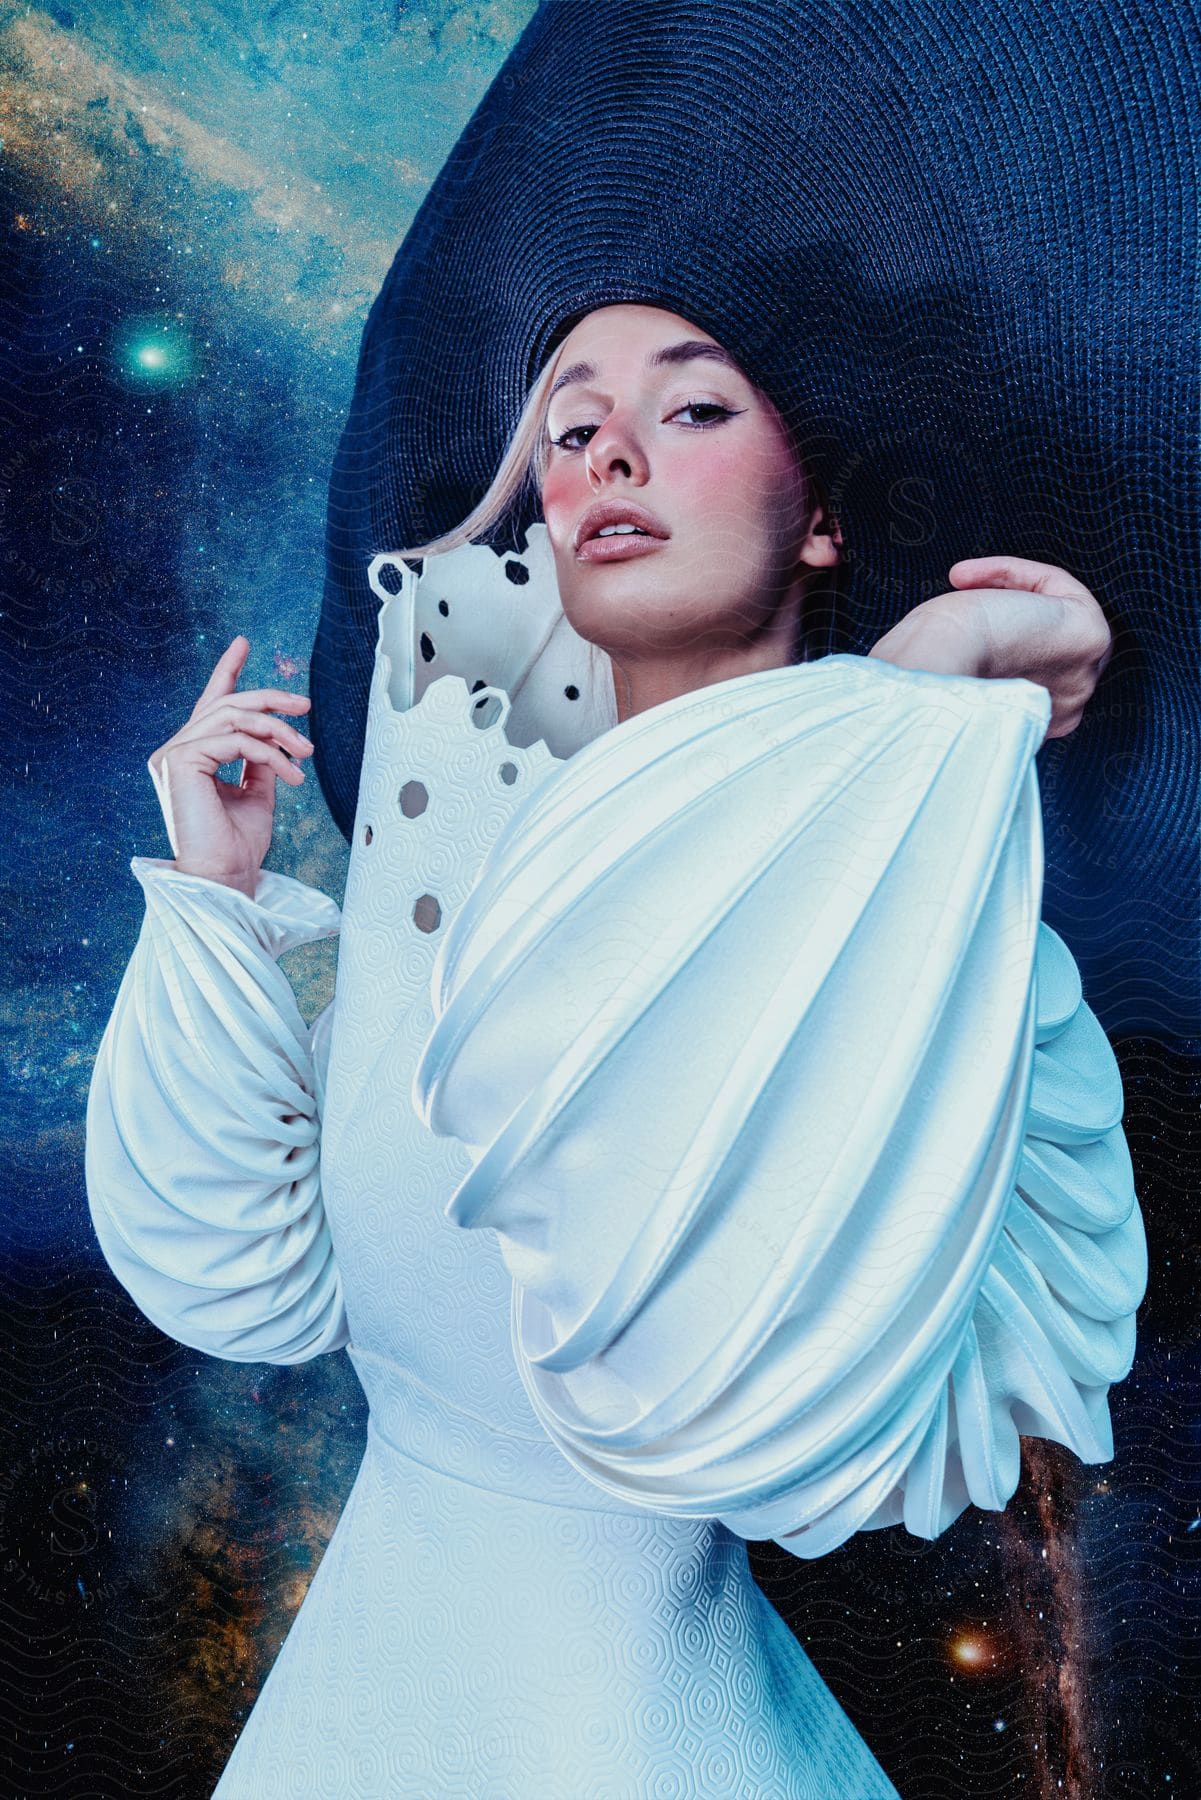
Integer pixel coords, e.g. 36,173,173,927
84,541,1146,1798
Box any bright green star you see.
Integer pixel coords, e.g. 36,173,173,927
113,317,196,388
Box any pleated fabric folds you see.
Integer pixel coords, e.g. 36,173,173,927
85,859,350,1365
412,653,1147,1556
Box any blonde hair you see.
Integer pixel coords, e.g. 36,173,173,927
390,343,566,560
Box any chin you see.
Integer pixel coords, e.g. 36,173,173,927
556,570,659,632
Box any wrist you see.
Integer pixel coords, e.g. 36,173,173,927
868,599,987,677
169,860,261,902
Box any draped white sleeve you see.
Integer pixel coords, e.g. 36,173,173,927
85,856,350,1365
411,654,1147,1557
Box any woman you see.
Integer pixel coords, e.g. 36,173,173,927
415,301,1115,731
85,297,1143,1797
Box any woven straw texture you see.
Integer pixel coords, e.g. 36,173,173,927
311,0,1199,1035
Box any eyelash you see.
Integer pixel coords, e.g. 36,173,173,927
549,401,740,452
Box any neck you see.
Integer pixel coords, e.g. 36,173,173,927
609,586,807,726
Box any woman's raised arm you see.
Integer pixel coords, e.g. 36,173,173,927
84,638,349,1363
868,554,1114,742
412,652,1146,1552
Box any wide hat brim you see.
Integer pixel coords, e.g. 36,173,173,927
311,0,1200,1036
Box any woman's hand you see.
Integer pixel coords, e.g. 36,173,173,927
867,555,1114,740
146,636,314,899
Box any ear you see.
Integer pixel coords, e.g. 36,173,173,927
797,497,843,570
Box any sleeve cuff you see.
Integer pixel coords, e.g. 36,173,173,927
130,856,342,962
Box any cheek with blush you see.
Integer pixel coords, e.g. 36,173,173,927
668,442,791,602
539,458,584,549
669,441,754,534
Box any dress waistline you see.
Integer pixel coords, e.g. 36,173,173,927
346,1341,653,1518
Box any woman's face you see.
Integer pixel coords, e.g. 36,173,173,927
540,303,837,667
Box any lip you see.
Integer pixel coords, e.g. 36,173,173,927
573,499,670,555
576,532,667,564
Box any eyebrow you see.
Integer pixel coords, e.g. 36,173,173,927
546,339,745,403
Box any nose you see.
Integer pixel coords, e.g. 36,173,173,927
584,408,649,487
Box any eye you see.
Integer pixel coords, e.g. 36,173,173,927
549,400,740,452
549,421,597,452
672,401,735,427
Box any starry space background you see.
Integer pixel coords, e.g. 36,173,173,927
1,3,1198,1796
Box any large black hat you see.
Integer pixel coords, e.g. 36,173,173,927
310,0,1199,1038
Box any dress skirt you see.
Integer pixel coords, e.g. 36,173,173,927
211,1396,899,1799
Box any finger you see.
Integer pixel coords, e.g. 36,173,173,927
194,635,250,712
176,731,306,784
192,688,311,732
239,750,281,802
219,689,311,714
946,555,1094,604
197,703,313,757
171,707,313,759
